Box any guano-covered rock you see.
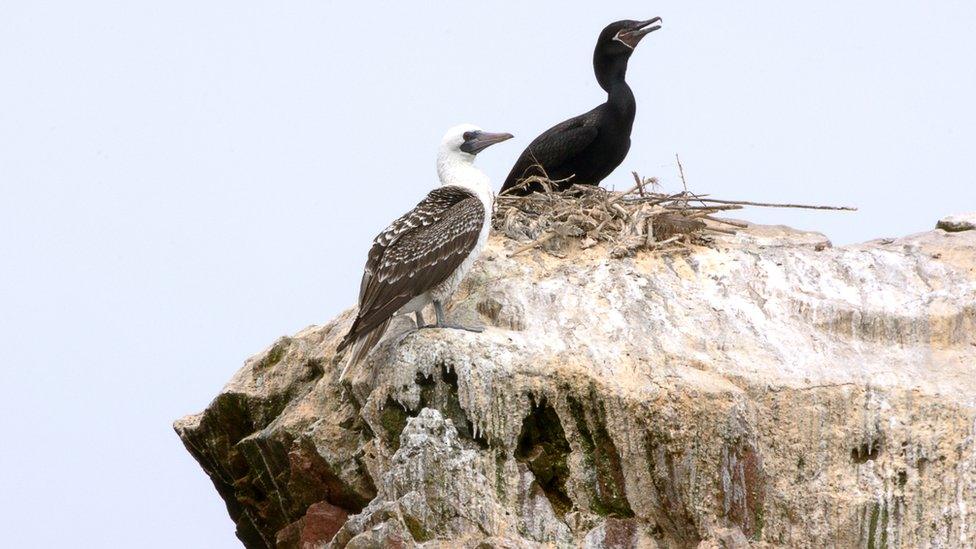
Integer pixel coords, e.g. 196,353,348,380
175,217,976,548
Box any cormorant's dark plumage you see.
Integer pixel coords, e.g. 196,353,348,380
500,18,661,195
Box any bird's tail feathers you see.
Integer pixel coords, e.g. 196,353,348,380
338,319,391,383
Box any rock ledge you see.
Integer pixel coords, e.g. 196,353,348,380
176,221,976,548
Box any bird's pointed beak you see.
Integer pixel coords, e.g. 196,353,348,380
461,131,514,155
617,17,662,49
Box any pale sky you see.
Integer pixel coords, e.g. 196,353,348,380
1,2,974,547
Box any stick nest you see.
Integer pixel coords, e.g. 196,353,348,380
493,172,855,259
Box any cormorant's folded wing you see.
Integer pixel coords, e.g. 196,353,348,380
501,117,599,192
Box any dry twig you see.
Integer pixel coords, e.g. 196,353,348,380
495,168,855,259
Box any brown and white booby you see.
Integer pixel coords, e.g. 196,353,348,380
337,124,512,376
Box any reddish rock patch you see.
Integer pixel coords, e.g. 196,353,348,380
275,500,348,548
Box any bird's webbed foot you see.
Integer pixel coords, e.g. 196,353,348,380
416,322,484,333
440,323,484,333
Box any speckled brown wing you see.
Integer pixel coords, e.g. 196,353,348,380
338,186,485,353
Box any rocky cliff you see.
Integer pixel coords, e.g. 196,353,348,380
175,214,976,548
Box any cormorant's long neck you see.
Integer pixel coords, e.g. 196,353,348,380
595,54,637,124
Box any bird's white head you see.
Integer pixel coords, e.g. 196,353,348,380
437,124,513,196
439,124,514,159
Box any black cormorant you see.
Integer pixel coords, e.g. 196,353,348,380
500,18,661,195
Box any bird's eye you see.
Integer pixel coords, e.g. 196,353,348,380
462,131,476,141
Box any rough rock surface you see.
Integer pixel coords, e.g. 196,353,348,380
175,220,976,548
937,212,976,233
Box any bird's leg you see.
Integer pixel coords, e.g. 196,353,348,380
417,301,447,330
427,300,484,333
417,301,483,332
415,310,426,328
434,301,447,327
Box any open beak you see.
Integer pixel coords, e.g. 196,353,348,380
617,17,662,49
461,131,514,155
